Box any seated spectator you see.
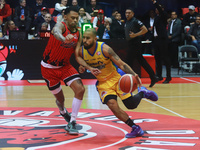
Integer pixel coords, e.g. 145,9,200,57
0,19,3,38
182,5,198,29
86,0,101,17
56,8,65,23
3,20,19,35
13,0,32,32
72,0,80,10
32,0,48,18
187,15,200,54
52,0,69,17
97,17,113,39
33,6,48,36
35,13,56,36
93,9,107,28
0,0,12,24
110,12,125,39
78,7,91,27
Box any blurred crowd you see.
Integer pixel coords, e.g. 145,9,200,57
0,0,200,57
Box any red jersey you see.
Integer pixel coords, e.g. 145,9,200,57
43,22,80,66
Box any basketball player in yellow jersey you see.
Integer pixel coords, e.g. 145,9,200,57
75,28,158,138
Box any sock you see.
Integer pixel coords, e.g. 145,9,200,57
59,108,66,115
70,97,82,122
125,118,135,127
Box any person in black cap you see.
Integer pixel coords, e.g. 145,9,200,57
182,5,198,28
124,7,159,87
32,0,48,18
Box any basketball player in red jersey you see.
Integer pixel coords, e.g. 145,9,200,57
41,6,100,135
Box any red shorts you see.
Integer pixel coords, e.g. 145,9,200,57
41,64,80,91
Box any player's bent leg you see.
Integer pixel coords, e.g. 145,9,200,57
53,87,71,123
70,79,85,100
122,92,143,109
106,98,144,138
106,98,129,123
66,79,85,135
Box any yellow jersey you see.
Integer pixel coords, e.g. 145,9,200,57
82,42,117,81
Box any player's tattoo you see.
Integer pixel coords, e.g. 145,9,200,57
53,24,65,42
76,79,83,85
108,48,120,60
123,64,135,75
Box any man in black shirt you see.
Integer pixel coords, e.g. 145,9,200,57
152,0,171,83
124,8,159,87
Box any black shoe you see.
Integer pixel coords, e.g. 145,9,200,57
149,76,159,87
158,76,163,81
60,108,71,123
162,77,172,84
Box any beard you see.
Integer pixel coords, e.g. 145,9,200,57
83,41,94,49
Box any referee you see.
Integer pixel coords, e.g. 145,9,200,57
124,8,159,87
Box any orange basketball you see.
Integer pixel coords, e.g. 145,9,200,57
118,74,138,93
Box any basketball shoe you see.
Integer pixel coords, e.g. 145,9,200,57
138,86,158,101
125,125,144,138
60,108,71,123
65,121,79,135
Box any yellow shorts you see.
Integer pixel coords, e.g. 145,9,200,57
96,71,132,104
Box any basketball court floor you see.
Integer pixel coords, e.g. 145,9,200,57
0,75,200,150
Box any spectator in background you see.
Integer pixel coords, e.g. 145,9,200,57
110,12,125,39
32,0,48,18
72,0,80,10
93,9,107,28
167,11,182,68
36,13,55,35
152,0,171,83
86,0,101,17
33,6,48,37
13,0,32,32
78,7,91,27
0,0,12,24
143,10,155,54
56,8,65,23
125,7,159,87
187,15,200,54
52,0,69,17
3,20,19,35
182,5,198,29
97,17,112,39
110,9,118,21
0,19,3,38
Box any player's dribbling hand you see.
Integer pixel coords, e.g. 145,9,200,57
135,74,142,88
64,34,74,43
78,65,85,73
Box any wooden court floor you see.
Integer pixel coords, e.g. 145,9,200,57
0,77,200,121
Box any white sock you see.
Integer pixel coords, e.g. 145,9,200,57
70,97,82,122
60,108,66,115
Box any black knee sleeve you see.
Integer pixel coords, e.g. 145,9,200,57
122,92,143,109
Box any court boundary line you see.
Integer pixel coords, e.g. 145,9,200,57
180,77,200,84
143,99,186,118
